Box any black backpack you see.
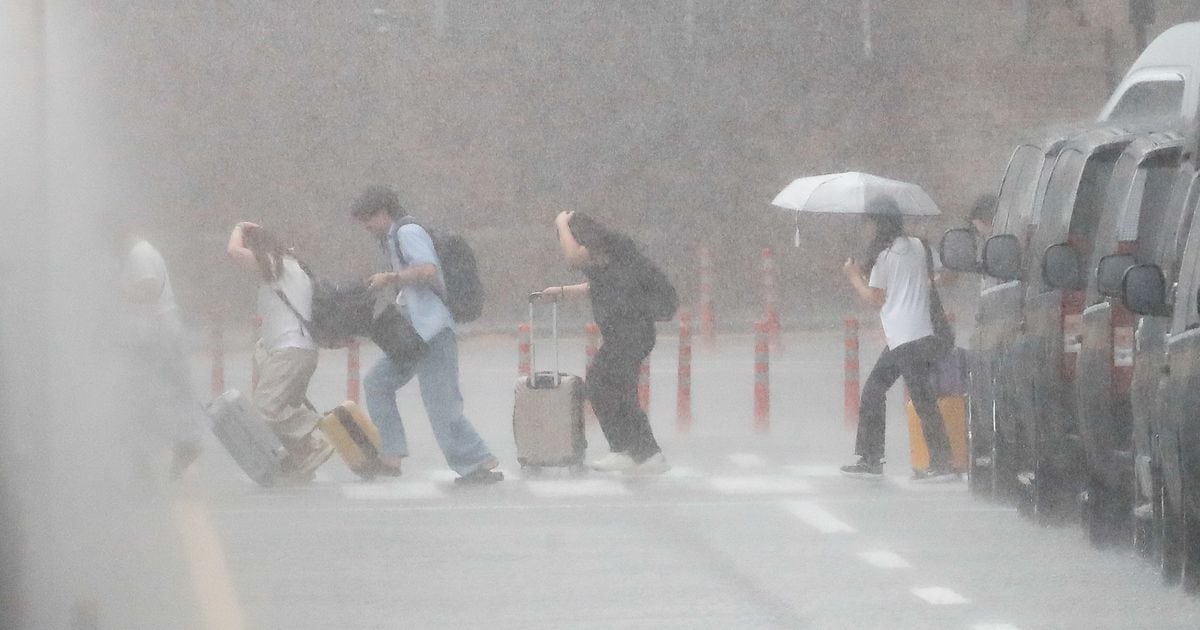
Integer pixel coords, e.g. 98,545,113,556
394,219,484,323
274,260,374,349
638,257,679,322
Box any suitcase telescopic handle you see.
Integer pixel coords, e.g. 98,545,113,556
527,292,561,386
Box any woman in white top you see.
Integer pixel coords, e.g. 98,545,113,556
227,222,332,478
839,198,954,481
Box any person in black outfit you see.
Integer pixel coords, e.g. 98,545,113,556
539,211,670,475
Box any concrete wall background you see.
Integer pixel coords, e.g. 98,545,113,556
62,1,1200,332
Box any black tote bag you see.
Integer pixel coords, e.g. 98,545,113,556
369,304,429,367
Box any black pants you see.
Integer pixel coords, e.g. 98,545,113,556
855,335,952,468
587,319,660,462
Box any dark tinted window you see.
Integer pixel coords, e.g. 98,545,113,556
1168,174,1200,281
1131,151,1184,262
996,145,1044,235
1028,146,1123,293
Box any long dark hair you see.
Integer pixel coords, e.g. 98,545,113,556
242,226,289,283
862,197,905,272
567,212,640,264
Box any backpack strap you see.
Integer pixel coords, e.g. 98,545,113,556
387,217,449,303
268,258,315,340
921,238,955,352
272,285,315,340
389,216,416,267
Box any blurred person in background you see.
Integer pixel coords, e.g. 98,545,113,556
350,185,499,480
226,221,334,481
839,198,955,482
113,217,203,480
968,193,997,240
539,211,673,475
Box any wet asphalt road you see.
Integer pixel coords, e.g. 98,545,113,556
178,330,1200,629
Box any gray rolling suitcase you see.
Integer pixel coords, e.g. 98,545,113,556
513,294,587,471
207,389,289,486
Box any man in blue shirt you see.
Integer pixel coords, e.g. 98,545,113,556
351,185,498,480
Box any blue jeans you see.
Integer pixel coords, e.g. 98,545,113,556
364,330,493,475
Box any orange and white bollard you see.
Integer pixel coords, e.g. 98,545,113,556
754,321,770,432
585,323,600,422
677,309,693,433
699,247,716,346
346,338,361,404
639,358,651,412
518,323,532,378
762,248,781,352
844,318,860,428
210,310,225,399
250,314,263,392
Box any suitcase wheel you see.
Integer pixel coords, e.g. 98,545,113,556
520,464,543,477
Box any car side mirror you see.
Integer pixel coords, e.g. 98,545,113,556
981,234,1022,281
1042,242,1084,290
939,228,979,273
1121,263,1170,317
1097,253,1136,298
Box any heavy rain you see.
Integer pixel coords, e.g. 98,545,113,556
4,2,1200,628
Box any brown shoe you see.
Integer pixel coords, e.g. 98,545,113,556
375,456,403,477
283,434,335,478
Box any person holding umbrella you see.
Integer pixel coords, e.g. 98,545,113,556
839,196,956,481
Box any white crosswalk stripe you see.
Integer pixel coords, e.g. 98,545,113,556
708,476,814,495
857,550,911,569
911,586,970,605
728,453,769,469
780,500,857,534
526,479,629,498
342,481,443,500
784,464,843,478
336,455,836,502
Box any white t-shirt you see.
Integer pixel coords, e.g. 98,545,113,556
122,240,180,329
868,236,934,349
256,256,317,352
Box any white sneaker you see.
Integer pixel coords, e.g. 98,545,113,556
624,452,670,476
590,451,636,472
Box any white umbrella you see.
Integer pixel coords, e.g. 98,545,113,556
771,172,940,216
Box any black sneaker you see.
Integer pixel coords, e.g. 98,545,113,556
840,457,884,479
911,466,960,483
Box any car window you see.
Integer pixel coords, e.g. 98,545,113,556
996,144,1044,235
1130,150,1184,261
1027,147,1122,293
985,144,1045,289
1067,148,1122,244
1107,79,1185,125
1172,182,1200,334
1085,151,1141,301
1167,174,1200,280
1025,149,1085,287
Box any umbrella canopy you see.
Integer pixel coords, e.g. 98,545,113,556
771,172,940,216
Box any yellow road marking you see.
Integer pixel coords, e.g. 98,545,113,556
173,499,246,630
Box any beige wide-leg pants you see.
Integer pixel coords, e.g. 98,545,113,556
252,343,320,448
